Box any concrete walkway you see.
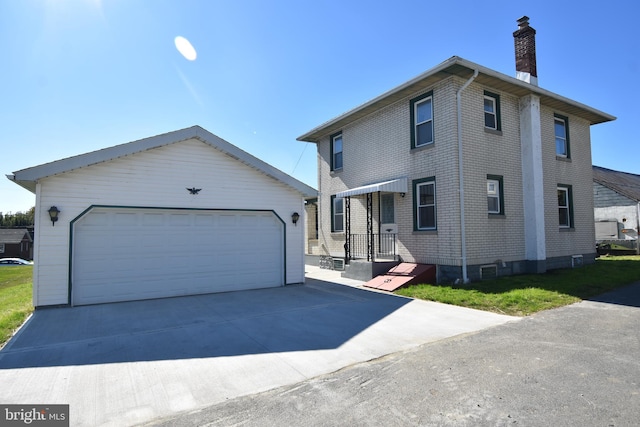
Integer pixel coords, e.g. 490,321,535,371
0,267,517,426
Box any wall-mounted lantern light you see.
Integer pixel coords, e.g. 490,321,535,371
291,212,300,226
48,206,60,226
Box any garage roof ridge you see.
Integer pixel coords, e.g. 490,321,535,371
7,125,317,197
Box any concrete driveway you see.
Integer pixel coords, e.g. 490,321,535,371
152,281,640,427
0,267,516,426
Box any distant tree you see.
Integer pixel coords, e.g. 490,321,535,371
0,207,35,227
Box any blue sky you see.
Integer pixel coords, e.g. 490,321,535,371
1,0,638,213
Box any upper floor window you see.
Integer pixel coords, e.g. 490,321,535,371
410,91,434,148
330,132,343,171
487,175,504,215
557,185,573,228
331,195,344,232
483,91,501,131
554,114,570,158
413,177,436,230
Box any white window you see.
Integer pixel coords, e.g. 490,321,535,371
415,180,436,230
558,186,571,228
331,133,343,170
332,196,344,232
413,96,433,147
555,117,568,157
487,179,501,214
484,96,497,129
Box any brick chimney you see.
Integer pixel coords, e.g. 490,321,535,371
513,16,538,85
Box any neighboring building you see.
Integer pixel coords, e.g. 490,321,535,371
593,165,640,242
7,126,316,307
0,228,33,260
298,17,615,283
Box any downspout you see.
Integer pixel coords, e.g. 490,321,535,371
456,69,478,284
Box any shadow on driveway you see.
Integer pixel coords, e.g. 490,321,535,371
587,281,640,308
0,280,410,369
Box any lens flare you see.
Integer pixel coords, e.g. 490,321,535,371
174,36,197,61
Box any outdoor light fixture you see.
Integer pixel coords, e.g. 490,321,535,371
291,212,300,226
48,206,60,226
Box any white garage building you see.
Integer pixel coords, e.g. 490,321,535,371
8,126,317,307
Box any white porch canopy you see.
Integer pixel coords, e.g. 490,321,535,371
336,177,408,199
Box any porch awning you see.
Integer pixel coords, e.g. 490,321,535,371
336,177,408,198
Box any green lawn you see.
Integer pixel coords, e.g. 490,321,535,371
0,265,33,347
396,255,640,316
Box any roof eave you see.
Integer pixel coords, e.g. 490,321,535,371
5,174,36,194
8,126,317,199
297,56,616,143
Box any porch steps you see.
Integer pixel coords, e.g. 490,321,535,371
364,263,436,292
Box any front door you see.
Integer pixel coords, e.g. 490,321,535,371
379,193,396,256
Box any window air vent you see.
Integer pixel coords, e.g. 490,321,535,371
480,264,498,280
333,258,345,271
572,255,583,268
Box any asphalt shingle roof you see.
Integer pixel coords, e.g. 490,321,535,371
593,165,640,203
0,229,32,244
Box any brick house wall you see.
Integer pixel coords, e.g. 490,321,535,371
315,73,602,281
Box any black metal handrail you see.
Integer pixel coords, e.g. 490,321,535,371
348,233,397,261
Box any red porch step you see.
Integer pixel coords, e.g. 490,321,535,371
364,263,436,292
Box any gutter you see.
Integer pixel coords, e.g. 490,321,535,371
297,56,615,143
456,69,478,284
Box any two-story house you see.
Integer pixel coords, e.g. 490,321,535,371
298,17,615,283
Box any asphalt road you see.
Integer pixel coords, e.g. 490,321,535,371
147,283,640,427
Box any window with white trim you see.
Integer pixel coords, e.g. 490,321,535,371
331,195,344,232
410,92,434,148
557,185,573,228
484,96,497,129
483,91,501,131
330,132,343,171
413,178,436,230
554,115,570,158
487,177,503,214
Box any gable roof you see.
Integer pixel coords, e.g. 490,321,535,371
7,126,317,198
0,229,32,244
297,56,616,143
593,166,640,203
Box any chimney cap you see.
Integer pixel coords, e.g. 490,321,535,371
517,16,530,28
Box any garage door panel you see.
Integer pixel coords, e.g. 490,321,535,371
72,208,284,305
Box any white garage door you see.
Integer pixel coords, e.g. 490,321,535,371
72,207,284,305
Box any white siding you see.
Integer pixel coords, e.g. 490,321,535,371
34,138,305,306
